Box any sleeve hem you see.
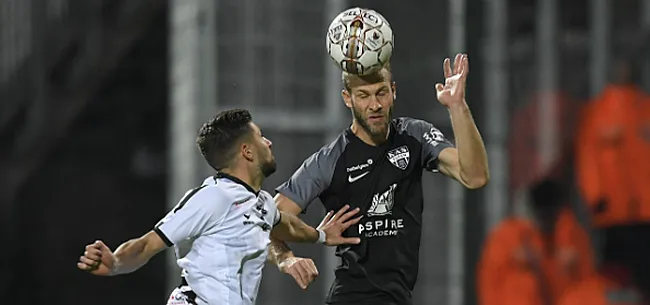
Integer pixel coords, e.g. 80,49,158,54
275,188,310,214
425,143,455,172
153,227,174,247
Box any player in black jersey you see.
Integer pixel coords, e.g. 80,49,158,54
269,54,489,305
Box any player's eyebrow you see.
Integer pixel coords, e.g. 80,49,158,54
356,85,388,95
375,86,389,94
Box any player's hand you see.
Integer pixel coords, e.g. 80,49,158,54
317,205,362,246
278,257,319,290
77,240,116,276
435,53,469,108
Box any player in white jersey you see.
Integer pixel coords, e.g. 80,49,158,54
77,109,362,305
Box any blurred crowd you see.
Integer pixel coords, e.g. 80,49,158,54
477,57,650,305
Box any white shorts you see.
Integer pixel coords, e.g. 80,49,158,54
166,285,201,305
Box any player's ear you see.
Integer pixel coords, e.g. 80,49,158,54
241,143,254,162
341,90,353,108
392,81,397,100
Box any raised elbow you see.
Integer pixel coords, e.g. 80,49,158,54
464,172,489,189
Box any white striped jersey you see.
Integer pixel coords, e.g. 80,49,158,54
154,173,280,305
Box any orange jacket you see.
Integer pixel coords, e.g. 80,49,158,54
631,99,650,208
477,209,594,305
575,101,602,205
575,85,650,227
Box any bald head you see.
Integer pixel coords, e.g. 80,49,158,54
342,63,393,92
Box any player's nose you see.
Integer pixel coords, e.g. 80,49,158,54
369,98,382,111
264,137,272,148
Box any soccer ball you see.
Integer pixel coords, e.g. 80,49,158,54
326,7,394,76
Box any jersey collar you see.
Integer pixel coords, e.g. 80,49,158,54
214,172,260,196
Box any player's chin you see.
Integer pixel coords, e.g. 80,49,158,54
262,160,277,177
369,122,389,135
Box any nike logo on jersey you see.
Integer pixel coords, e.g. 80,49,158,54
348,171,369,183
243,213,251,219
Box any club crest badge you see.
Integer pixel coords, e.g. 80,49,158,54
387,145,410,170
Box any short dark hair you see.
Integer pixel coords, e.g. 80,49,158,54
196,109,253,171
342,62,392,91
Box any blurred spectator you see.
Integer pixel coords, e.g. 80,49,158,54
558,251,646,305
477,179,594,305
575,55,650,296
575,57,650,227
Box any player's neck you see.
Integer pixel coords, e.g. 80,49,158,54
350,121,389,146
218,167,262,193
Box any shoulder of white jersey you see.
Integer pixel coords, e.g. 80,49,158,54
207,175,258,206
259,189,273,200
178,179,239,208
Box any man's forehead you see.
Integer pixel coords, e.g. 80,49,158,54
345,68,392,91
248,122,261,134
351,82,390,94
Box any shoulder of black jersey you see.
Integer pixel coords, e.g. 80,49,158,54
393,117,434,136
310,131,349,163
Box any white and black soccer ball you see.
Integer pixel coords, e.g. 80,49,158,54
326,7,394,76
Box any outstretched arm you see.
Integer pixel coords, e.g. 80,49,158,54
77,231,167,276
268,194,302,265
270,144,339,289
111,231,168,274
271,210,321,243
271,205,362,245
79,186,228,276
435,54,489,189
268,193,321,290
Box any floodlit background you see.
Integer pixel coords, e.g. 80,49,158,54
2,0,650,304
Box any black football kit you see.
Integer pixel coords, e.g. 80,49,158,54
276,117,454,305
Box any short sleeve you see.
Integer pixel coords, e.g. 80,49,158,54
406,119,454,172
154,186,229,246
275,145,340,212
